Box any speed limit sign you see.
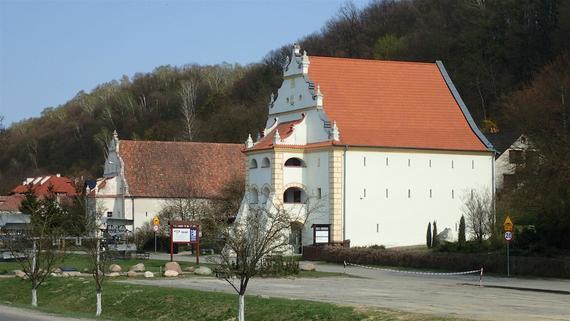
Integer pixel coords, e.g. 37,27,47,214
504,231,513,241
153,225,159,232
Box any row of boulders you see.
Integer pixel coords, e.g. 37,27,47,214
12,261,213,279
162,261,212,277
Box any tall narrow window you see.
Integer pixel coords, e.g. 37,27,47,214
386,157,389,166
429,189,433,198
472,160,475,169
376,224,379,233
408,159,411,167
451,160,454,169
408,189,411,198
317,188,322,199
385,188,389,198
317,158,320,167
452,189,455,199
363,188,367,198
363,156,367,167
429,159,432,168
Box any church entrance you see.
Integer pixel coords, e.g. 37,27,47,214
290,222,303,254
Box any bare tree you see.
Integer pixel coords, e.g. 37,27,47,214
179,79,198,141
84,200,110,316
10,186,66,307
461,188,495,243
207,195,322,321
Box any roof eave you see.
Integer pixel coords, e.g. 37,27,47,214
435,61,497,155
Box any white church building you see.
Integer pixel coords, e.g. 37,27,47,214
240,45,495,249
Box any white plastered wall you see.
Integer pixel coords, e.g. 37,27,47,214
344,148,494,247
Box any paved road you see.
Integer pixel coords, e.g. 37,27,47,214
124,262,570,321
0,305,97,321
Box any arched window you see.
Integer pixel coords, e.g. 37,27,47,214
261,157,270,168
261,186,271,204
249,187,259,204
283,187,306,204
249,159,258,169
284,157,306,167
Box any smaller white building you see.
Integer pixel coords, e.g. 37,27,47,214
492,134,537,190
87,132,245,230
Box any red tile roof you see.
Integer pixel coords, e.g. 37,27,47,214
308,56,489,151
0,194,24,212
11,175,78,198
251,117,305,150
119,140,245,198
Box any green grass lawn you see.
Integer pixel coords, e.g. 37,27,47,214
0,277,469,321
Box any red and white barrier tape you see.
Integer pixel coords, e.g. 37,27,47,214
344,261,483,277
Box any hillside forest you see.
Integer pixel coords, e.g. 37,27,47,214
0,0,569,249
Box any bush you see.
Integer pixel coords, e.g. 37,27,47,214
258,255,299,277
305,245,570,278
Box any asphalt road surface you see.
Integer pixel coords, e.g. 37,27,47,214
124,262,570,321
0,305,96,321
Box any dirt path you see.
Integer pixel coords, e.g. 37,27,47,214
123,262,570,321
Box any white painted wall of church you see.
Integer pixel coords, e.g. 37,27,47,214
344,149,494,247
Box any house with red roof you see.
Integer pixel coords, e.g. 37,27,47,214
241,45,495,249
87,132,246,230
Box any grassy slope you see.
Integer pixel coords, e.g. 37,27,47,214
0,277,468,321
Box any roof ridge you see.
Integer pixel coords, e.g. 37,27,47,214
120,140,242,146
309,55,436,65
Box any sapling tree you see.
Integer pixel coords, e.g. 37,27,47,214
432,221,439,247
207,195,322,321
458,215,467,248
84,199,110,316
10,186,66,307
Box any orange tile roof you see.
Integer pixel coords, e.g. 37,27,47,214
119,140,245,198
308,56,490,151
11,175,78,197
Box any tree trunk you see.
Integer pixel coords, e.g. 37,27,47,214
238,294,245,321
32,288,37,307
96,290,102,316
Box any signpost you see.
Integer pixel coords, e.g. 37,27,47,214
169,220,200,264
503,216,513,277
152,216,159,253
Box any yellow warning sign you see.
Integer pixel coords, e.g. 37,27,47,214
503,216,513,232
153,216,160,226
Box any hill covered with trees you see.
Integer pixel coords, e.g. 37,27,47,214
1,0,569,247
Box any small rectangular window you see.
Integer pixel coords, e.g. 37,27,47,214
107,211,113,218
408,189,411,198
363,156,366,167
408,159,411,167
472,160,475,169
385,188,389,198
429,159,432,168
363,188,367,198
429,189,433,198
376,224,379,233
317,188,322,199
451,189,455,199
451,160,454,169
386,157,389,166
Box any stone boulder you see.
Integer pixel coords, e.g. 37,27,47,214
164,270,179,277
185,266,195,273
109,264,122,273
14,270,26,278
62,271,81,277
129,263,145,272
164,262,182,274
144,271,154,278
107,272,121,277
300,263,316,271
437,228,454,242
127,271,137,278
194,266,212,276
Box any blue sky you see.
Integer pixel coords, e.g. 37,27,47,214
0,0,369,126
